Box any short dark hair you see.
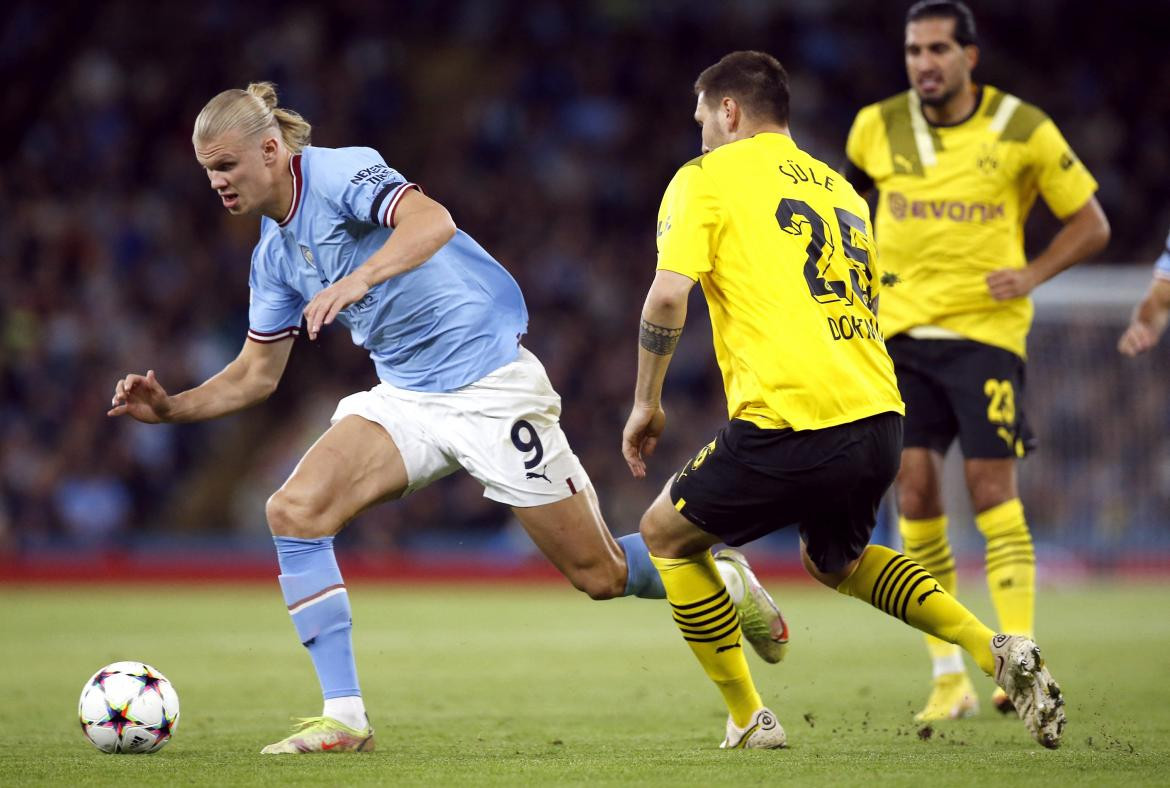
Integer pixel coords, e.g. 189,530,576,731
906,0,978,47
694,51,790,126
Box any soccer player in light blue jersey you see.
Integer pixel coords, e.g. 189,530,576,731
1119,229,1170,356
108,82,783,754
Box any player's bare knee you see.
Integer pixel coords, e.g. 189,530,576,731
970,482,1014,515
265,489,330,539
638,510,670,556
896,483,943,520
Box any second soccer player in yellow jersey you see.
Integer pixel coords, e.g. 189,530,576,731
843,1,1110,722
621,49,1065,751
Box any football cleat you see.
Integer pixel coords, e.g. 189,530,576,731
991,686,1016,715
990,634,1066,749
714,548,789,663
720,707,787,749
913,672,979,722
260,716,375,754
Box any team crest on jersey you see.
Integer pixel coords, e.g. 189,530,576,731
299,245,315,267
976,143,999,175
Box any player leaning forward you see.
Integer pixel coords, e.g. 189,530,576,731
621,50,1065,749
843,0,1109,721
108,83,785,753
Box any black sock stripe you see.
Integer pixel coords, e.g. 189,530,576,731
887,567,931,617
673,606,737,632
682,620,741,643
898,575,934,622
672,597,734,620
871,555,912,608
903,535,945,551
879,560,920,615
670,588,729,611
986,555,1036,573
985,536,1034,552
910,543,953,564
919,561,955,577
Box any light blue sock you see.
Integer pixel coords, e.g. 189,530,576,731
618,533,666,598
274,536,361,700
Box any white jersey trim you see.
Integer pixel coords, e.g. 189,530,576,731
248,326,301,343
381,182,420,227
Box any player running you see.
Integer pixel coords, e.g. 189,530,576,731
842,0,1109,721
108,82,785,754
1118,228,1170,356
622,50,1066,750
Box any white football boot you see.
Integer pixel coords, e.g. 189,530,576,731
714,548,790,663
990,634,1066,749
719,707,787,749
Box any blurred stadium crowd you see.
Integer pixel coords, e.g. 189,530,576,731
2,0,1168,559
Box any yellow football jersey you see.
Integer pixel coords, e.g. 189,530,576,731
656,132,904,431
846,85,1098,357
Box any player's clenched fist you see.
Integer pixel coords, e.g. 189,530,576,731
108,369,171,423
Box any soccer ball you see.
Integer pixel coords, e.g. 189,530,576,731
78,661,180,754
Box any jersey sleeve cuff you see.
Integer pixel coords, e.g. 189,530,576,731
655,260,702,281
381,182,422,228
247,326,301,343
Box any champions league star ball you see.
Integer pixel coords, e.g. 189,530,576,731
78,661,180,753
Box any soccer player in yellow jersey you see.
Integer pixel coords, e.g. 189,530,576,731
843,0,1110,723
622,49,1066,750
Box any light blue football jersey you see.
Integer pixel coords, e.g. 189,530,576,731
1155,229,1170,281
247,145,528,392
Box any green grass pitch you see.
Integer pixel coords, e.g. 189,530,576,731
1,580,1167,786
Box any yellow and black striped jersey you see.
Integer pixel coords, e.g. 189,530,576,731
656,132,904,431
846,85,1098,357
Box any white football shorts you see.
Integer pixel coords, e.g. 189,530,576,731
331,347,590,507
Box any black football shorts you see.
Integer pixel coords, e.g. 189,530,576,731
886,335,1035,459
669,412,903,574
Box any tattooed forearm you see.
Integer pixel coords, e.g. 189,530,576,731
639,319,683,355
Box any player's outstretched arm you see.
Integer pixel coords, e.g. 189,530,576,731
622,270,695,479
108,336,294,423
302,189,456,340
1119,277,1170,357
987,196,1110,300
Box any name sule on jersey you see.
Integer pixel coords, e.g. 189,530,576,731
778,159,836,192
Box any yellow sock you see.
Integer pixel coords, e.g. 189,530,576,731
837,544,996,675
650,551,762,727
976,499,1035,637
900,515,965,675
